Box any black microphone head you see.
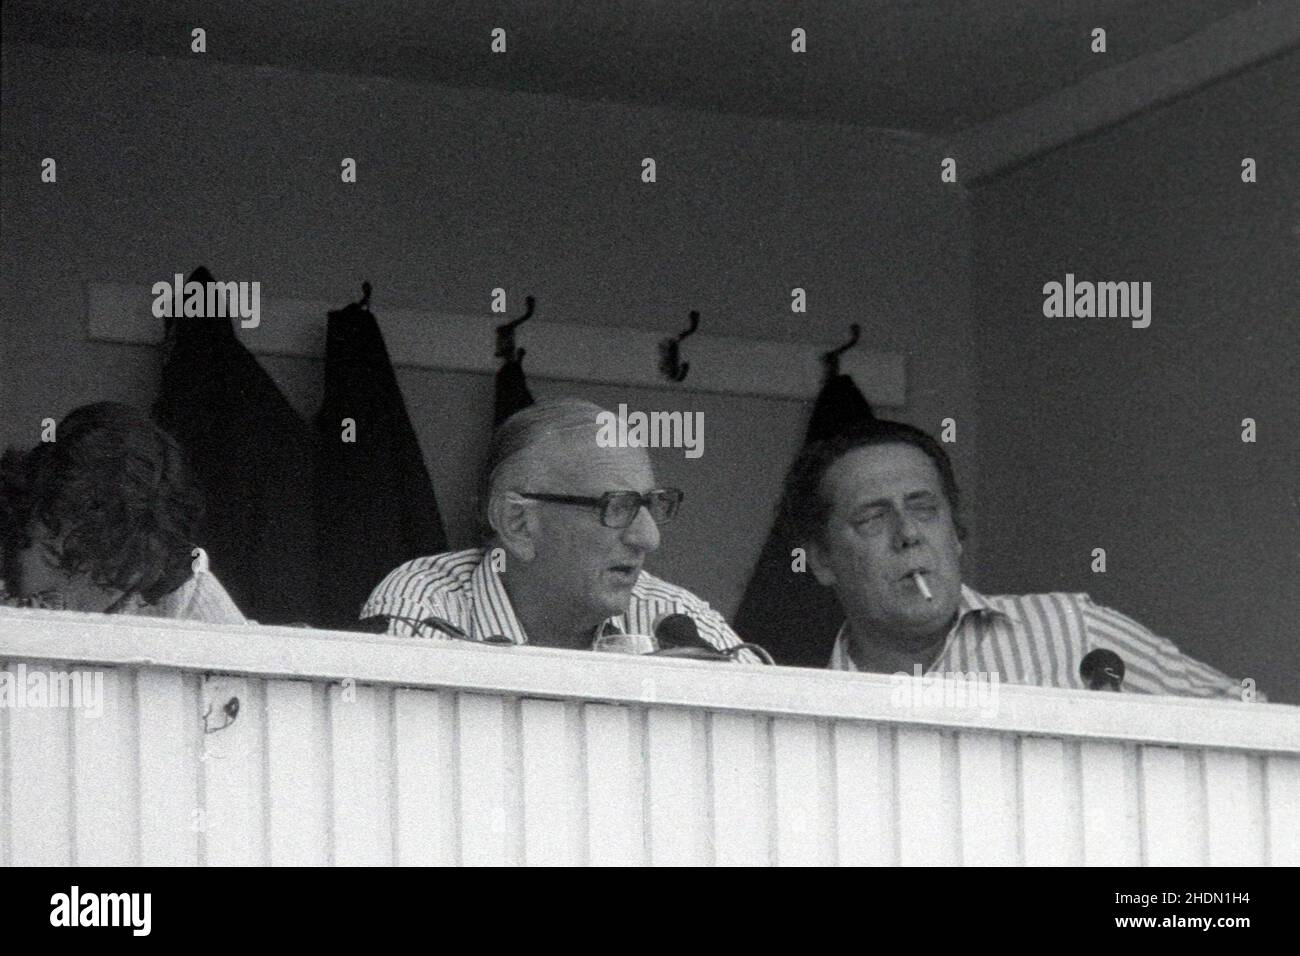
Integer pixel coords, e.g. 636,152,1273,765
1081,648,1125,691
654,613,709,651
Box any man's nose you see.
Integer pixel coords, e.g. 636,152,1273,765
621,505,661,553
891,510,924,550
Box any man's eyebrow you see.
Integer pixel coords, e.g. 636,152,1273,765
849,491,938,514
850,498,892,514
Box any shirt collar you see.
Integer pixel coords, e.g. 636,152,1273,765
468,548,625,646
829,582,1015,670
956,583,1018,623
468,550,530,644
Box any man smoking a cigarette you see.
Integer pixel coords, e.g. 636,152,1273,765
779,418,1252,698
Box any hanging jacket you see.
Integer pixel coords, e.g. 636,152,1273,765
152,270,317,625
732,373,876,668
313,299,447,631
493,353,535,427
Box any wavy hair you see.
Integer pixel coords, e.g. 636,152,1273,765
0,402,204,604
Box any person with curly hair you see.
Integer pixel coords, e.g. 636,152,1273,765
0,402,245,623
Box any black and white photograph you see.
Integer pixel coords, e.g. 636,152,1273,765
1,0,1297,905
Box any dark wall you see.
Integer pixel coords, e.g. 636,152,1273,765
972,51,1300,702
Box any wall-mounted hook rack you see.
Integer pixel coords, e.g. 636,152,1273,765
822,323,861,377
495,295,535,363
88,282,905,405
658,310,700,383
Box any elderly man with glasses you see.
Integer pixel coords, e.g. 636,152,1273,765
361,398,749,657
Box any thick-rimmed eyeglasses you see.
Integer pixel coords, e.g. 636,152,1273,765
516,489,684,528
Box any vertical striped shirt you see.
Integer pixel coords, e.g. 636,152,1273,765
361,547,749,656
828,584,1250,699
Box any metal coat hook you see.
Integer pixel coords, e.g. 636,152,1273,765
658,310,700,383
823,323,861,376
356,281,372,311
495,295,535,363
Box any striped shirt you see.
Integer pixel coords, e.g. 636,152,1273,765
828,584,1249,699
361,547,748,656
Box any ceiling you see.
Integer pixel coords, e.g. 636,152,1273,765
1,0,1274,136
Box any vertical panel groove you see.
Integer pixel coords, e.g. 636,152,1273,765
1012,737,1025,866
323,684,336,866
827,720,841,867
759,717,769,868
639,707,652,865
1063,740,1083,864
1070,740,1084,863
127,670,142,866
576,701,590,866
450,693,463,866
0,663,9,867
180,673,204,867
889,725,902,866
886,726,901,866
817,720,836,864
702,711,717,866
1262,755,1271,865
195,675,209,867
506,696,525,866
1192,750,1210,866
940,731,961,866
377,686,396,865
1134,743,1148,866
66,697,78,865
1246,755,1266,865
260,679,272,865
954,735,964,867
387,685,400,868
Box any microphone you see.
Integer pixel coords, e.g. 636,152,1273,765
360,613,513,644
652,613,774,664
654,613,714,652
1080,648,1125,692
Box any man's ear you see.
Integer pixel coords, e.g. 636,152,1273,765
488,493,537,563
807,540,837,587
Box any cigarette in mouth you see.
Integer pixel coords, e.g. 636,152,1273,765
912,571,933,601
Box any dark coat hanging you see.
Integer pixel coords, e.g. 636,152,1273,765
312,295,448,631
152,269,317,625
731,373,876,668
493,353,535,428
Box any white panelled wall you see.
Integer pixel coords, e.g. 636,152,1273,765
1,610,1298,866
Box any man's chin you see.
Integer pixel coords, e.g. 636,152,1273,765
898,595,958,629
590,586,635,620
